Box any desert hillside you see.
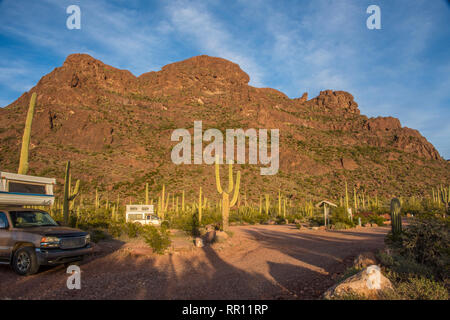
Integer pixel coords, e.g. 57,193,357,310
0,54,448,202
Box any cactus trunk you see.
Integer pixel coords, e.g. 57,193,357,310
18,92,37,175
390,198,402,241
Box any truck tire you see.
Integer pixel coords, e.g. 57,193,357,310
12,246,40,276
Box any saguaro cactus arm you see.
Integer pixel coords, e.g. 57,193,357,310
228,163,234,193
215,159,223,194
229,171,241,207
18,92,37,175
68,179,80,201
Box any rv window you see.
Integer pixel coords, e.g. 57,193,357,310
127,214,143,221
142,207,149,211
130,207,138,211
8,182,46,195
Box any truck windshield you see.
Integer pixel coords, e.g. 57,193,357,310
9,211,58,228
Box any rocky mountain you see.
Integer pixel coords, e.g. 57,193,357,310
0,54,448,202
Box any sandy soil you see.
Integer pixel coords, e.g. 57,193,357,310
0,224,388,300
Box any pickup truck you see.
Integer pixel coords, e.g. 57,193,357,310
0,207,92,275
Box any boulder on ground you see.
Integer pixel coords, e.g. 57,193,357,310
203,230,216,244
371,223,378,228
323,265,393,299
353,252,377,269
216,231,229,242
364,223,371,228
268,220,276,225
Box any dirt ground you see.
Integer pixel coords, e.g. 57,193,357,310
0,224,388,300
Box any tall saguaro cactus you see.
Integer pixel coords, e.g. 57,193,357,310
390,198,402,240
63,161,80,225
18,92,37,175
215,158,241,231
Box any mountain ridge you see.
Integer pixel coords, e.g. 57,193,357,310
0,53,448,202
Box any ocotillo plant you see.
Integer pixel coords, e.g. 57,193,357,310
265,194,270,215
390,198,402,241
63,161,80,225
18,92,37,175
145,183,149,205
215,158,241,231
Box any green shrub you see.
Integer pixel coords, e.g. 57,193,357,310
334,222,352,230
378,250,434,278
124,222,141,238
383,273,448,300
108,223,122,238
368,214,385,226
398,217,449,278
89,229,107,243
142,225,171,254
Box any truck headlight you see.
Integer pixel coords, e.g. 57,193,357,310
40,236,60,248
85,234,91,244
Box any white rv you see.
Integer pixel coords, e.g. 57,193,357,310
0,172,56,206
125,204,160,225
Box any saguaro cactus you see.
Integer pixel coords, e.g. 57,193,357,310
18,92,37,175
158,184,169,219
265,194,270,215
198,187,203,223
390,198,402,240
215,158,241,231
439,185,449,217
63,161,80,225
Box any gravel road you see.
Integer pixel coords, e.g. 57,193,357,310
0,225,388,300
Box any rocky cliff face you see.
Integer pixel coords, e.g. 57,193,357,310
0,54,447,200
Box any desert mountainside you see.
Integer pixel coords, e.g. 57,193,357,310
0,53,448,201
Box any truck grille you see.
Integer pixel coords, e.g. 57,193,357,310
60,236,86,249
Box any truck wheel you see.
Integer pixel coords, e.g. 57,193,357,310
12,247,40,276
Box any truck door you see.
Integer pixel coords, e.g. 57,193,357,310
0,212,12,261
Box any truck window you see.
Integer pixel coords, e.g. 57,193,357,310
0,212,8,228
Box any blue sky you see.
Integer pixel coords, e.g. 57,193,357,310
0,0,449,158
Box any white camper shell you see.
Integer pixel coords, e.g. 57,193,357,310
0,172,56,206
125,204,160,225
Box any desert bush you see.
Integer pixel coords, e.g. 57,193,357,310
378,250,434,278
368,214,385,225
124,222,141,238
108,223,123,238
382,272,448,300
89,229,107,243
142,225,171,254
275,215,287,224
398,217,449,278
330,206,354,227
333,222,352,230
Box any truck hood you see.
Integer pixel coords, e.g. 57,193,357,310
15,226,87,237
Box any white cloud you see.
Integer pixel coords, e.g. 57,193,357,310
164,0,265,86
